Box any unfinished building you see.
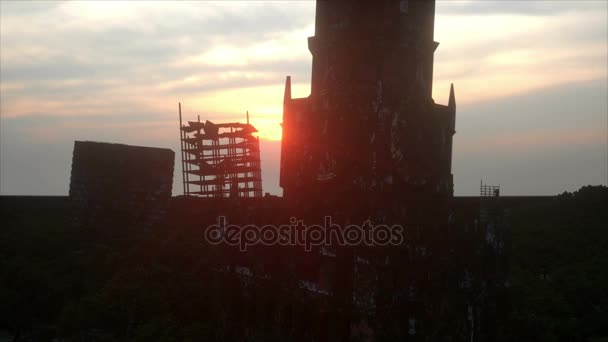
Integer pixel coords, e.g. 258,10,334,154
179,106,263,198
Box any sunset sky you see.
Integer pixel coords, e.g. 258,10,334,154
1,1,607,196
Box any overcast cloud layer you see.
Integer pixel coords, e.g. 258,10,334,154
1,1,607,196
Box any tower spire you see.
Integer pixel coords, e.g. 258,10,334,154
448,83,456,111
283,76,292,104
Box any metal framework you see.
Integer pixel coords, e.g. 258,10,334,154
179,103,263,198
479,180,500,223
480,181,500,198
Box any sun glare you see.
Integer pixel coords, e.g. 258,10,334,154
252,119,283,141
182,81,311,142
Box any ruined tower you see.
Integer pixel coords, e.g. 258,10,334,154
281,1,455,208
279,1,480,340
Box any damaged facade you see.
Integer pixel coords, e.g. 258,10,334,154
276,1,505,340
281,1,455,204
69,141,174,229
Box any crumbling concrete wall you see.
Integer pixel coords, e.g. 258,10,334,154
69,141,174,229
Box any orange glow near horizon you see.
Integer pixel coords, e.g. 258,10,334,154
254,121,283,141
181,82,312,142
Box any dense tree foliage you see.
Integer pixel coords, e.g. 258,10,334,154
497,185,608,342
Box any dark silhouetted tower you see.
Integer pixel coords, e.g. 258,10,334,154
280,1,471,340
281,0,455,213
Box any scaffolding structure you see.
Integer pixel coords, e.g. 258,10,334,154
480,181,500,198
179,103,263,198
479,180,500,224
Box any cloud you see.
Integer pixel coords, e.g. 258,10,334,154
433,5,608,104
1,1,315,122
0,1,64,16
0,1,607,196
452,79,608,195
439,1,606,16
